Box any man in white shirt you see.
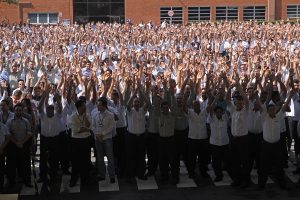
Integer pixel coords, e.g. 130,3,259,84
208,104,232,182
186,100,210,178
68,100,92,187
92,97,116,183
37,89,62,182
125,83,150,181
0,121,10,192
226,83,251,188
256,91,293,190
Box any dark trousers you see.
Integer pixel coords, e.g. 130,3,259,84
113,127,127,177
158,136,178,180
174,129,188,169
280,132,289,165
258,140,286,188
230,135,251,184
292,121,300,157
39,135,60,179
145,132,159,174
6,140,32,184
125,132,146,178
248,133,262,172
0,153,5,189
211,144,231,178
187,138,210,176
58,130,70,172
70,137,91,183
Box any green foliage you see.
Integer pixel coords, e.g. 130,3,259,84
3,0,19,4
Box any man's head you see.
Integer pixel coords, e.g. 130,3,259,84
75,100,86,115
97,97,108,112
14,103,23,118
18,79,25,90
111,90,119,104
214,106,224,119
267,101,277,118
161,101,170,115
193,100,201,113
234,95,244,111
133,97,140,110
0,99,9,112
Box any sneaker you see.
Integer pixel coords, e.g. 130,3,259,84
110,178,115,184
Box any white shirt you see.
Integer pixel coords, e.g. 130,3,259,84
208,114,229,146
187,109,208,140
91,109,115,140
109,101,127,128
247,103,263,134
228,104,249,137
40,112,61,137
0,122,9,146
262,106,282,143
127,108,146,134
287,94,300,120
68,112,91,138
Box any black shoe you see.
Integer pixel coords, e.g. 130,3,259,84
37,178,46,183
63,170,71,175
230,181,241,187
146,171,155,177
138,175,147,181
256,185,265,191
201,172,210,178
69,181,76,188
98,177,105,181
110,178,115,184
24,182,33,188
214,176,223,182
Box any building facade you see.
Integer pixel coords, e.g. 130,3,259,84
0,0,299,25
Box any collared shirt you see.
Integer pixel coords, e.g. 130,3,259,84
68,112,91,138
227,104,249,137
187,109,208,140
126,108,146,135
40,112,61,137
109,101,127,128
287,94,300,120
0,111,15,125
0,122,9,146
208,114,229,146
248,102,263,134
91,109,115,140
174,107,188,131
7,117,32,142
158,113,175,137
262,105,282,143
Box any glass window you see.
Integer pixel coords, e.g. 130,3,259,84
287,5,300,19
49,13,59,24
160,7,183,24
28,13,38,24
188,7,210,22
216,6,238,21
74,3,88,16
243,6,266,20
39,13,48,24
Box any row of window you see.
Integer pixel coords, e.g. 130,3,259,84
161,5,300,24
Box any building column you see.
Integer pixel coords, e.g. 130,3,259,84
268,0,276,21
238,6,244,21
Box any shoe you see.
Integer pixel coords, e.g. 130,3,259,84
98,177,105,181
110,178,115,184
63,170,71,175
256,185,265,191
230,181,241,187
24,182,33,188
146,171,155,177
69,181,76,188
138,175,147,180
37,178,46,183
201,172,210,178
214,176,223,182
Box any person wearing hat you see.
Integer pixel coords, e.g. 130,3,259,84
256,90,294,190
91,97,116,183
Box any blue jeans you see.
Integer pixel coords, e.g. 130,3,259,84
95,138,115,178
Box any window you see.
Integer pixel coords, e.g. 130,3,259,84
188,7,210,22
216,6,238,21
28,13,59,24
243,6,266,20
160,7,183,24
287,5,300,19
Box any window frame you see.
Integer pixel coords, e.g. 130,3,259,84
216,6,238,21
160,7,183,24
287,5,300,19
188,6,211,22
243,6,266,21
28,13,59,24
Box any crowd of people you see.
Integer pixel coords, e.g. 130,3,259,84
0,20,300,192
